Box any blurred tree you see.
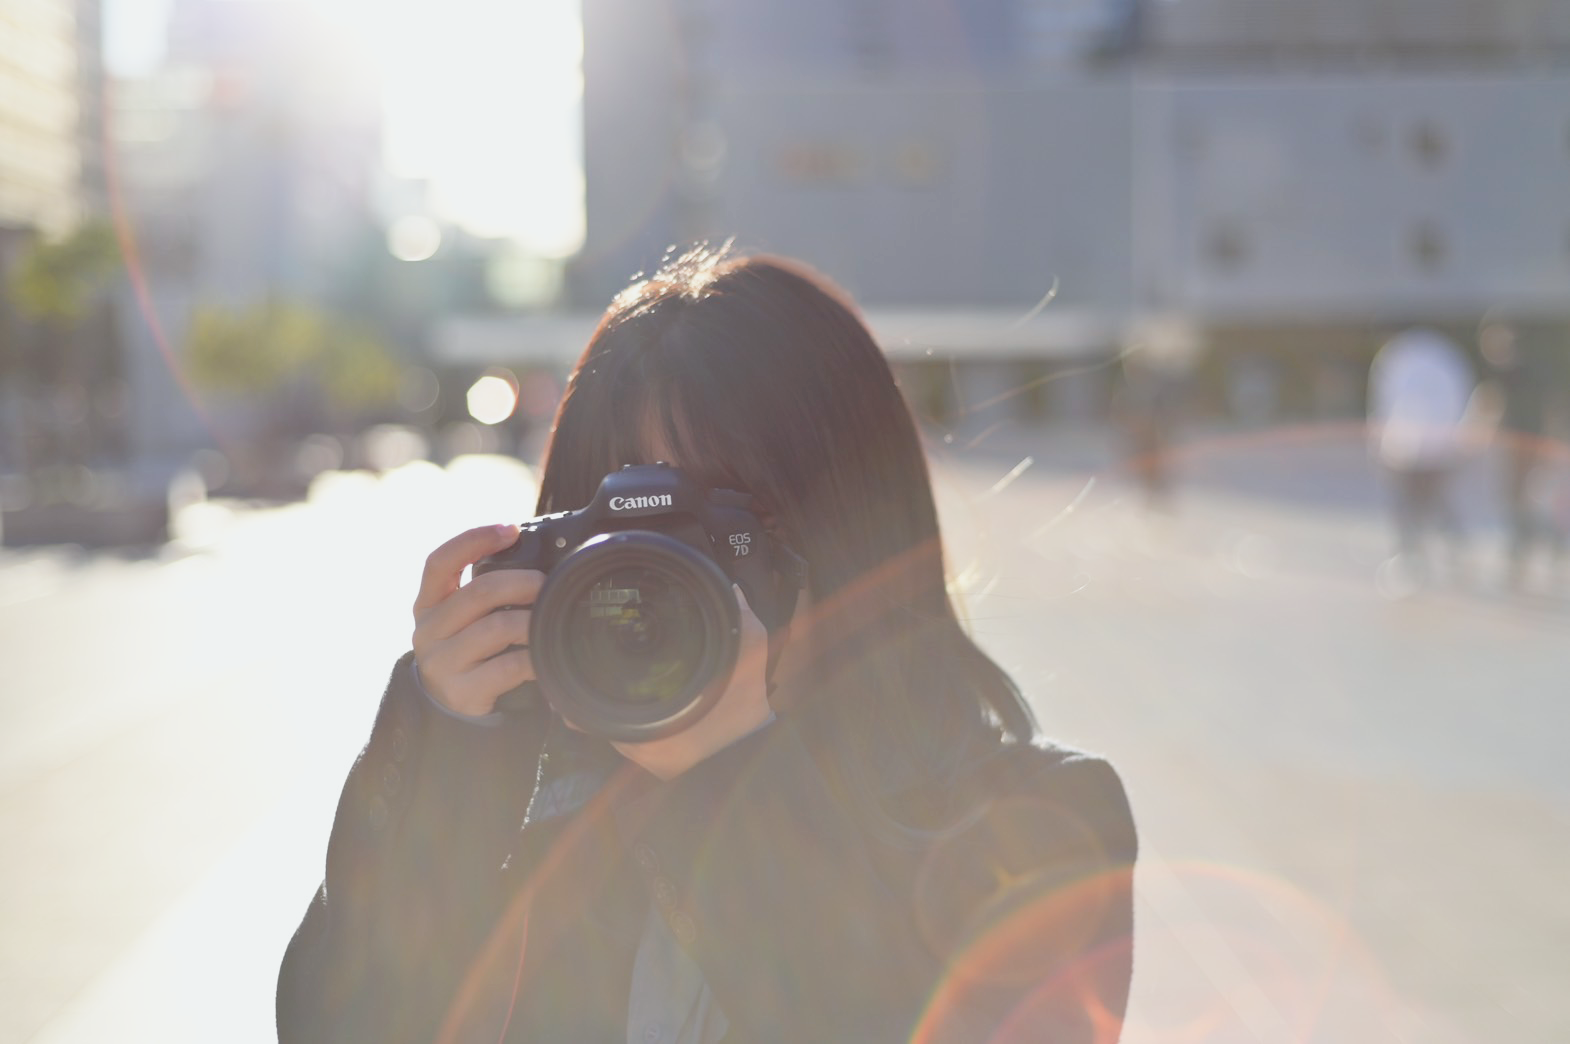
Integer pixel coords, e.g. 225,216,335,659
181,301,408,496
184,301,401,417
183,301,402,494
8,221,121,326
184,302,315,398
3,221,124,474
315,322,404,413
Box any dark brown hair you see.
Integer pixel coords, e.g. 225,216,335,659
537,246,1033,806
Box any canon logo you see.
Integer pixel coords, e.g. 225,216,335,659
609,494,673,511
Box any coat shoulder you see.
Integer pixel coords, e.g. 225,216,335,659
965,738,1139,866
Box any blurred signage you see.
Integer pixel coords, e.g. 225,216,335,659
777,142,866,185
776,140,946,187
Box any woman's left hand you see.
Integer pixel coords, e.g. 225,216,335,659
608,585,774,781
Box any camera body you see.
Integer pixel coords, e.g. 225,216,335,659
474,464,803,740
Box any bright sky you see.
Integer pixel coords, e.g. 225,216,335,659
104,0,585,257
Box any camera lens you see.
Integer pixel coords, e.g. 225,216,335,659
569,565,706,705
531,531,740,741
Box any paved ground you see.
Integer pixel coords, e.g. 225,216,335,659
2,422,1566,1043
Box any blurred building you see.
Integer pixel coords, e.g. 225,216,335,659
574,0,1138,313
542,0,1570,425
109,0,386,467
137,0,383,300
0,0,108,478
0,0,102,237
1135,0,1570,422
1140,0,1568,62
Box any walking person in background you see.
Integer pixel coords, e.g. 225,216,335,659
1367,326,1478,589
1113,351,1179,511
1479,315,1567,592
278,247,1137,1043
1112,315,1197,513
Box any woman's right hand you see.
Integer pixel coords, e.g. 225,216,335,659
412,523,544,717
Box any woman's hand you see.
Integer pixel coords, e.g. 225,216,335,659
608,586,775,781
412,524,542,717
414,523,774,774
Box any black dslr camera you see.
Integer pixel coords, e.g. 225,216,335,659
474,464,806,742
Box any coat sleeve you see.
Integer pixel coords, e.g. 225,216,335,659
922,748,1139,1043
611,725,1138,1043
276,653,549,1043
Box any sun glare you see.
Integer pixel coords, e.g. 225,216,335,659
320,0,585,258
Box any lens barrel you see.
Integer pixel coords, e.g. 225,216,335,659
529,531,741,742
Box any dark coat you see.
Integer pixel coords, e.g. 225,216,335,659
277,654,1138,1042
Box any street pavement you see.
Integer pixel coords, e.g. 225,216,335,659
1,423,1566,1043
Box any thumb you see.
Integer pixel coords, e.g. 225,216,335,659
735,582,781,684
733,582,763,626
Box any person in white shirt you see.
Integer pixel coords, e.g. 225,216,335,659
1367,327,1477,583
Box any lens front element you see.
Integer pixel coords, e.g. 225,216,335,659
572,564,707,705
531,531,740,741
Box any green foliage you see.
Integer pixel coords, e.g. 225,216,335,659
7,221,122,325
315,321,403,410
183,301,402,415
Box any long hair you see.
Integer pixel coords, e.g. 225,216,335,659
536,246,1034,814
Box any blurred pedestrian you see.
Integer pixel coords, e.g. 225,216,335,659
1367,326,1477,587
278,247,1137,1043
1112,316,1196,512
1479,316,1566,590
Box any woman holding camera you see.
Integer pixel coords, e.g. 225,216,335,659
278,248,1137,1042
